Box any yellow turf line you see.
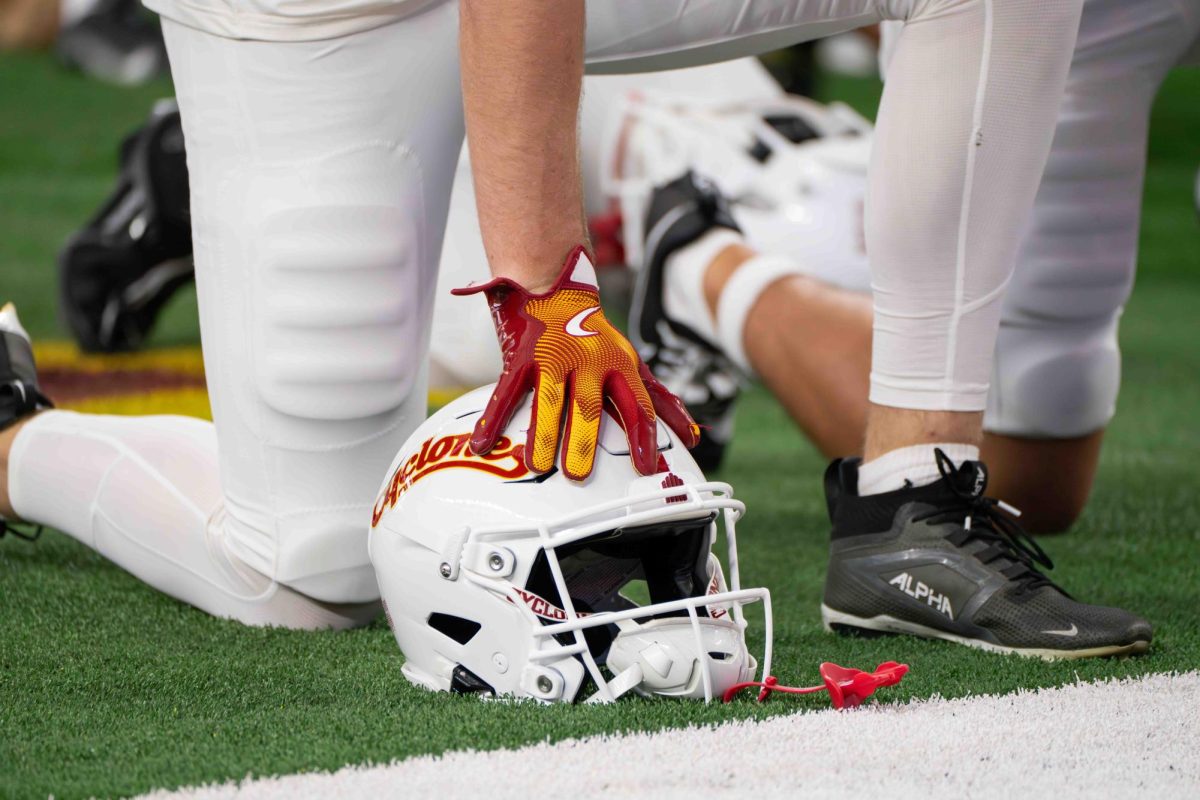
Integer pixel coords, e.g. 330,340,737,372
34,341,206,373
61,389,215,419
35,343,469,416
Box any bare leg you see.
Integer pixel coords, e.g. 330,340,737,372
695,242,871,455
743,279,872,457
0,0,59,50
982,430,1104,533
863,407,983,460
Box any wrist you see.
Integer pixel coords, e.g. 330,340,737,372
490,266,558,295
488,242,594,295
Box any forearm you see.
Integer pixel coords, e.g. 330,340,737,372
459,0,587,293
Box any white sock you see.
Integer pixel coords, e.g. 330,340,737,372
662,228,743,346
857,443,979,496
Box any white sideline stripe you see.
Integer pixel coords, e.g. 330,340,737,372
140,672,1200,799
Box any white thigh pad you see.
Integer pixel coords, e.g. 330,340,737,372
250,144,431,423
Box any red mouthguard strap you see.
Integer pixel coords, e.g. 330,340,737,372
722,661,909,709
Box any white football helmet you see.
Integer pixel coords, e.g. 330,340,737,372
369,385,772,704
605,90,873,293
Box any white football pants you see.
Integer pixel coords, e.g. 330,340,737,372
11,0,1081,627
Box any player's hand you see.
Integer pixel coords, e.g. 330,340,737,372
452,246,700,480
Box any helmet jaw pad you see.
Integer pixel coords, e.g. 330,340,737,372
604,616,757,701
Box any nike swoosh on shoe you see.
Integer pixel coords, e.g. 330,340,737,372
1041,624,1079,637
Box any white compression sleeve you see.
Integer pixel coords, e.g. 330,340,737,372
866,0,1083,412
8,411,376,629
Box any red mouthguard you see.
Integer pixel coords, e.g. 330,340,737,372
722,661,909,709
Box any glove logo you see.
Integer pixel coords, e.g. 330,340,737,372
564,306,600,338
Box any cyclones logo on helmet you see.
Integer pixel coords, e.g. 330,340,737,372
372,432,529,527
508,587,592,622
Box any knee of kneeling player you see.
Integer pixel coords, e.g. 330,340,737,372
985,329,1120,440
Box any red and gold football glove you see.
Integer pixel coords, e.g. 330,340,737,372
452,245,700,481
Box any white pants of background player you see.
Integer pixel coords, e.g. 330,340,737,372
8,0,1081,627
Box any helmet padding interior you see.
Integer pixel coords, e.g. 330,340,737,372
522,514,716,662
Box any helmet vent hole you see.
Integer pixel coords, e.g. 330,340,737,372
708,651,733,661
427,612,482,645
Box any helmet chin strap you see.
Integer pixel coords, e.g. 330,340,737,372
584,663,645,704
585,619,649,703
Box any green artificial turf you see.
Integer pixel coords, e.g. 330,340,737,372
1,53,1199,799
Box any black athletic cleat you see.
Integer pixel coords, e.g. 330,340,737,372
628,171,744,471
820,449,1152,659
0,304,51,542
58,100,194,353
0,304,52,431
